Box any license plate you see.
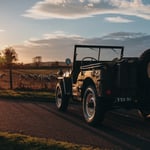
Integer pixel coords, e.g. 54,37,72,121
115,97,132,103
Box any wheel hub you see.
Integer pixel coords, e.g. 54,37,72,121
86,93,96,120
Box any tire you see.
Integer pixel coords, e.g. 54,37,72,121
55,83,69,112
83,86,105,126
138,49,150,119
139,49,150,86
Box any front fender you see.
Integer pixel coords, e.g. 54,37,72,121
57,77,72,95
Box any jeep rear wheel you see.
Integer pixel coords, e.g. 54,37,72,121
55,83,69,112
83,86,104,126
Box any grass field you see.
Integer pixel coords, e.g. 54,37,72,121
0,90,55,101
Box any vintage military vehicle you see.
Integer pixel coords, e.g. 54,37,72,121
55,45,150,126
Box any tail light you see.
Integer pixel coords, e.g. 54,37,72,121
106,89,112,95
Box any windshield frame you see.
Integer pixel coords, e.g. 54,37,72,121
73,45,124,62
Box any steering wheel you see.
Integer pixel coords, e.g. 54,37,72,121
81,57,97,62
81,57,98,67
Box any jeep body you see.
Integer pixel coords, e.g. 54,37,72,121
55,45,150,126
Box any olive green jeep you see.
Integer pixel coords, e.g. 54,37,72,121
55,45,150,126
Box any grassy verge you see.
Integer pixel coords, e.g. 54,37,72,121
0,132,100,150
0,90,55,102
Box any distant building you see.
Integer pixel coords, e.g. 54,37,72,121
33,56,42,67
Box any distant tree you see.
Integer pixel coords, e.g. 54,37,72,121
2,47,18,89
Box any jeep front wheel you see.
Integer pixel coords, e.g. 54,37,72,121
55,83,69,112
83,86,104,126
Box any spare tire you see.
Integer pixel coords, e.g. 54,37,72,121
139,49,150,119
139,49,150,86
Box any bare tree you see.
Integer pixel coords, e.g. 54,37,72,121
3,47,18,89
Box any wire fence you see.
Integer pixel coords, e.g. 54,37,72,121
0,69,58,92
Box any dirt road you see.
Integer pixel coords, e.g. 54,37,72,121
0,99,149,149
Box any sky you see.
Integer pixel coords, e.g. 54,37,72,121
0,0,150,63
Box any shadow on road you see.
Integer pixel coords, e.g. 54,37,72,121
35,102,150,150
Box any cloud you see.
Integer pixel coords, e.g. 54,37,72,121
14,31,84,63
105,16,134,23
0,29,5,32
14,31,150,63
101,32,146,40
86,32,150,56
23,0,150,20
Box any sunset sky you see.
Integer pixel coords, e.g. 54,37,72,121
0,0,150,63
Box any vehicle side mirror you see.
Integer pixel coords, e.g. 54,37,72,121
65,58,71,65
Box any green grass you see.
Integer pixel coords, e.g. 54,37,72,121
0,90,55,102
0,132,100,150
